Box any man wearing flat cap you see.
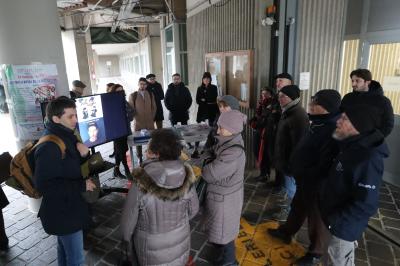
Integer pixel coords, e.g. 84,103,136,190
70,80,87,100
319,105,389,266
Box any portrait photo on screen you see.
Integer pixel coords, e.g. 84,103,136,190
80,118,106,148
76,95,104,122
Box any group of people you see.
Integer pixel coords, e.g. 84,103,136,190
0,67,394,266
250,69,393,265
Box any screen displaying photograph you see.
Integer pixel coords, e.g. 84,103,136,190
76,91,129,148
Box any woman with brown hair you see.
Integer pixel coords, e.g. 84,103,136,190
108,84,134,179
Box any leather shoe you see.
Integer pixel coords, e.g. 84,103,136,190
267,228,292,244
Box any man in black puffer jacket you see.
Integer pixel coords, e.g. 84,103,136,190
341,68,394,137
164,73,192,126
34,97,96,265
320,105,389,266
268,90,341,266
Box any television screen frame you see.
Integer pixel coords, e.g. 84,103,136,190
40,92,130,149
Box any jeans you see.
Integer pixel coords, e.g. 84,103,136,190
212,240,237,266
284,175,296,200
57,230,84,266
328,235,355,266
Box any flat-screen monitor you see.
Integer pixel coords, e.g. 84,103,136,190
75,91,129,148
39,92,129,148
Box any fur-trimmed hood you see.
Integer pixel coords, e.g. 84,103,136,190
131,160,198,201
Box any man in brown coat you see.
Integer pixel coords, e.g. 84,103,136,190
129,77,157,165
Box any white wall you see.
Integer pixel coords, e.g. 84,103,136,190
97,55,121,78
119,38,152,95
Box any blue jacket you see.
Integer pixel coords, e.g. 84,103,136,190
34,121,89,236
319,130,389,241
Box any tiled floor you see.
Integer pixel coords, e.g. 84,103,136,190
1,142,400,265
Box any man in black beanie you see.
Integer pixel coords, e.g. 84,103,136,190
269,85,309,221
319,104,389,265
268,89,342,265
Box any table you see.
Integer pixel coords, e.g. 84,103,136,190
127,124,211,167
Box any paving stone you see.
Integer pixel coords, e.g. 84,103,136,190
17,245,43,263
36,236,57,252
366,241,393,262
380,209,400,220
246,203,264,213
17,232,42,250
369,218,383,229
380,194,394,203
355,259,369,266
197,244,217,262
85,247,106,265
5,258,27,266
369,257,395,266
191,231,208,251
241,211,260,225
379,201,397,211
27,258,47,266
355,248,368,261
37,247,57,264
96,237,119,252
102,214,122,229
382,217,400,230
102,248,121,265
91,226,114,239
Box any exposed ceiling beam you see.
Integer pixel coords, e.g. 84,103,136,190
111,0,139,32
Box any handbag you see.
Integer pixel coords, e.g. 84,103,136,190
88,152,105,174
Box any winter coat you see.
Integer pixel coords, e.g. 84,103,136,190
129,90,157,131
319,130,389,242
290,113,340,188
196,84,219,123
147,81,165,121
341,80,394,137
34,121,89,236
274,102,309,176
121,160,199,266
202,134,246,244
164,82,192,123
114,100,134,154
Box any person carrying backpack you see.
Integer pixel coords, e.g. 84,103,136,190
34,96,96,265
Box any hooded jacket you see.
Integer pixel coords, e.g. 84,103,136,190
164,82,192,122
341,80,394,137
202,134,246,244
319,130,389,241
121,160,199,266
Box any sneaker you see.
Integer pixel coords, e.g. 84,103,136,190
271,207,290,222
267,228,292,244
295,253,321,266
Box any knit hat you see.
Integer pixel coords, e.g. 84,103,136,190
275,73,293,81
345,105,380,134
217,110,247,134
311,89,341,114
202,72,212,81
72,80,86,88
280,85,300,100
218,95,240,110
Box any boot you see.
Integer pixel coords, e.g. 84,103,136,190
109,152,115,158
123,164,133,180
113,166,126,179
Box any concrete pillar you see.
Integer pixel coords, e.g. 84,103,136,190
61,14,94,94
0,0,69,96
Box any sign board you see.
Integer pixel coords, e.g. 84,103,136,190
299,72,310,90
2,64,58,140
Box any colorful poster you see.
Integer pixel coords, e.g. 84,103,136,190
2,64,58,140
